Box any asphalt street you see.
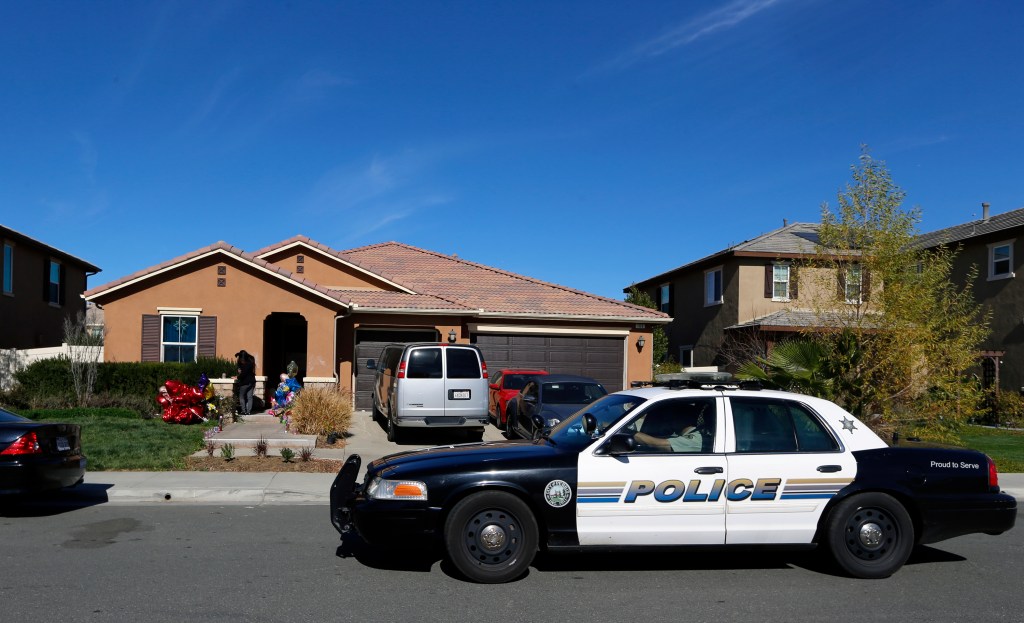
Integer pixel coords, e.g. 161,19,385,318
1,503,1021,623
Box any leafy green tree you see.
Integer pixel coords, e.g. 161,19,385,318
625,287,669,365
798,149,989,439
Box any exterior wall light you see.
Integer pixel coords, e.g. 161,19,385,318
637,335,646,350
448,329,457,343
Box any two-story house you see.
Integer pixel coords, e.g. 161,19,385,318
916,204,1024,392
0,225,100,349
626,222,842,369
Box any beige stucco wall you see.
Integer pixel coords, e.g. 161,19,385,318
94,253,343,378
259,247,394,290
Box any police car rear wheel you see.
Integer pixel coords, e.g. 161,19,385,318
826,492,914,579
444,491,538,583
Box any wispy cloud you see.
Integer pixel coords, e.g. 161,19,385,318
591,0,785,75
306,147,462,240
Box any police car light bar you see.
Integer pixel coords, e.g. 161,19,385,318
629,372,762,392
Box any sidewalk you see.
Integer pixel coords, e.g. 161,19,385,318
53,410,1024,506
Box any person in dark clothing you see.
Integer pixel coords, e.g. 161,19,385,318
235,350,257,415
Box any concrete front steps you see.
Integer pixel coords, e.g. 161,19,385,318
207,413,318,449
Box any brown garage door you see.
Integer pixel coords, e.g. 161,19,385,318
354,329,439,409
472,334,624,393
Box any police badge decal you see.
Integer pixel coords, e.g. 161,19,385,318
544,480,572,507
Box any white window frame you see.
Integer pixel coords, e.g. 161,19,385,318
47,258,62,306
772,263,791,302
845,264,863,304
988,239,1015,281
659,284,671,314
679,346,694,368
705,266,723,307
2,242,12,295
161,314,199,363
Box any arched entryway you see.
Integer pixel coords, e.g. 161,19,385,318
263,313,308,401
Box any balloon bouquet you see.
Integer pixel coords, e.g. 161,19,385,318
156,373,218,425
270,361,303,427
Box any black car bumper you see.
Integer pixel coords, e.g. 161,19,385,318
0,455,87,495
329,454,443,545
918,492,1017,544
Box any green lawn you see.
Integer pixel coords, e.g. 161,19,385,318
22,408,216,471
957,425,1024,474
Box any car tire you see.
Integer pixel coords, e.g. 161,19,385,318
826,492,914,579
444,491,538,584
386,411,401,443
372,402,383,422
505,405,518,439
496,406,507,431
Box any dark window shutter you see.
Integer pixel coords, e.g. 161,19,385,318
862,268,871,302
198,316,217,358
58,263,66,306
837,267,846,300
668,284,674,317
764,264,773,298
142,314,160,362
790,266,799,299
43,259,50,301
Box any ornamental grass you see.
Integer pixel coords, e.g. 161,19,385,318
287,386,353,436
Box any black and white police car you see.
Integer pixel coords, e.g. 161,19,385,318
330,377,1017,583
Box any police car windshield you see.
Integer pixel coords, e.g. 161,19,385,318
546,394,646,449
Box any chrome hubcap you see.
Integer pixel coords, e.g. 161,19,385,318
479,524,507,552
859,522,883,548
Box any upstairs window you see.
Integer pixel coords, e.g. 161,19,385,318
989,240,1014,280
162,316,197,362
659,284,671,314
705,267,723,306
773,264,790,301
46,258,64,306
2,243,11,294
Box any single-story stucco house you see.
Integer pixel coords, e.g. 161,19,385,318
83,237,669,408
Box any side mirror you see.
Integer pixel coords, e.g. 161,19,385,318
531,414,546,431
489,383,499,390
598,433,637,456
365,359,376,370
582,413,597,434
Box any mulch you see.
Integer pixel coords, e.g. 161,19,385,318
184,455,345,473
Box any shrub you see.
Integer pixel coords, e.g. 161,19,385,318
299,446,314,462
279,448,295,463
287,386,353,436
255,436,268,458
989,390,1024,428
220,443,235,460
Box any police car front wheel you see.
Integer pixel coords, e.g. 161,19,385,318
826,492,914,579
444,491,539,583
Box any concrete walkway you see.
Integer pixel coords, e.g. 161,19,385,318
43,410,1024,506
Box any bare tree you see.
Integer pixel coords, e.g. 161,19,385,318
63,311,104,406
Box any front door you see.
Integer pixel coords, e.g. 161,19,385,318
576,397,727,545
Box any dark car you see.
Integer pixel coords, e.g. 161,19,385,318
506,374,607,440
0,407,86,496
488,369,548,431
330,382,1016,583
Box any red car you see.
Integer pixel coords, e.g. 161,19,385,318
488,369,547,430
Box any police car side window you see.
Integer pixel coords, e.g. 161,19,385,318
731,398,838,453
629,398,716,454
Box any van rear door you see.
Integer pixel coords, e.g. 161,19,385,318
399,346,445,418
444,347,487,419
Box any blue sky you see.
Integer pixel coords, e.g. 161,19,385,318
2,1,1023,300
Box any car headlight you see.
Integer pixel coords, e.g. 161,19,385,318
367,477,428,500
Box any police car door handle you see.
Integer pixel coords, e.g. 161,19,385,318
694,466,723,475
817,465,842,473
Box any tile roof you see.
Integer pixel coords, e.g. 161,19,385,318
82,241,353,306
915,206,1024,249
630,222,822,288
84,238,667,322
726,309,883,331
339,241,666,320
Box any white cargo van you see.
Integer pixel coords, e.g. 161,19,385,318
366,343,489,442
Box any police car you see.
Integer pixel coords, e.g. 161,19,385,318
329,378,1017,583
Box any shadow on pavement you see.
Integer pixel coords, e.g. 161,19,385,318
0,483,112,517
335,531,442,573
